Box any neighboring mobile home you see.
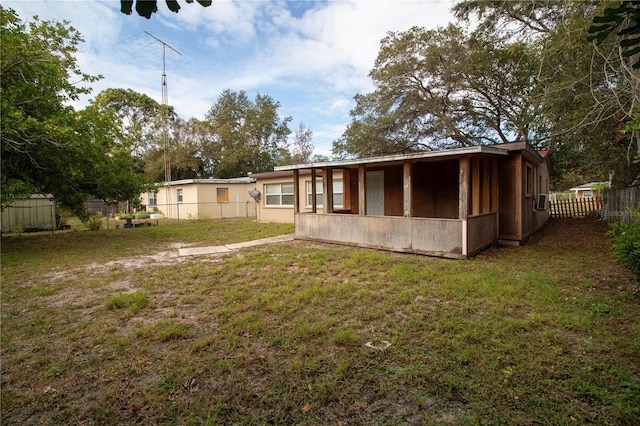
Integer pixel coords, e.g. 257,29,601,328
140,178,257,220
266,142,550,259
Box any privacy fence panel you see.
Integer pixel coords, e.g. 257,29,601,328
602,185,640,223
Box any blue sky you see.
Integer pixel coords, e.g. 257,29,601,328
6,0,455,157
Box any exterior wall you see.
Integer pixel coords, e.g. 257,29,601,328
498,152,550,245
468,212,498,255
255,175,298,223
295,213,464,258
1,196,56,233
140,181,256,219
255,171,345,223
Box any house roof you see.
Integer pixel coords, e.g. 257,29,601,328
161,177,255,186
570,181,609,191
275,145,509,171
249,170,315,179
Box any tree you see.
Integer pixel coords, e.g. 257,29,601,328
143,117,209,181
120,0,212,19
89,88,166,155
455,0,639,187
333,24,543,158
1,7,154,215
292,123,314,164
204,89,292,177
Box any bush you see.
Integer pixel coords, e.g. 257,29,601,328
83,212,103,231
608,208,640,279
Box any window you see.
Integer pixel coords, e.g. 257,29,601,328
525,166,533,195
583,190,593,199
148,191,157,207
217,187,229,202
177,188,183,204
306,179,343,207
265,183,294,206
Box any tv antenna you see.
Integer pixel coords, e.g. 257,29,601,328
144,31,182,217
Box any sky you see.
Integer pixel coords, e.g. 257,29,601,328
6,0,456,157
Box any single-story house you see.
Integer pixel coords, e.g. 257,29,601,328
570,181,609,200
258,142,550,259
139,178,257,220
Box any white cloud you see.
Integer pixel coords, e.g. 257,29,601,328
5,0,456,153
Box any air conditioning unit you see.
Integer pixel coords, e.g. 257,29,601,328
536,194,549,211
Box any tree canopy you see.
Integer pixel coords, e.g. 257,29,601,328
203,89,292,178
334,0,639,188
1,7,155,216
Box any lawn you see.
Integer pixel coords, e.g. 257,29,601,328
1,218,639,425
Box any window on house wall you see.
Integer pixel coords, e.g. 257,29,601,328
265,183,294,206
177,189,183,204
306,179,343,206
526,165,533,195
217,187,229,202
148,191,157,207
583,191,593,198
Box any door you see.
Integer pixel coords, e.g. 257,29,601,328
366,170,384,216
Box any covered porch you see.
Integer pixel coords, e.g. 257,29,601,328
275,146,508,259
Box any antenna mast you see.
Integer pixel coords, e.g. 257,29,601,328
144,31,182,217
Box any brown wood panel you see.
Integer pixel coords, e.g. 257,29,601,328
383,164,404,216
412,160,459,219
459,158,470,221
482,157,491,213
498,156,517,238
472,157,481,215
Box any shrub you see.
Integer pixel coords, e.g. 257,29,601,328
83,212,103,231
608,208,640,279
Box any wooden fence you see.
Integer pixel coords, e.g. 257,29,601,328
549,198,603,219
602,185,640,223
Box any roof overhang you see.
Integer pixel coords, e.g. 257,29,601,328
275,146,509,171
161,177,255,186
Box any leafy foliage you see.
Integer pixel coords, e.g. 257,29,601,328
120,0,212,19
333,24,542,157
335,1,639,188
608,208,640,278
204,89,292,177
588,0,640,68
83,212,104,231
1,7,155,216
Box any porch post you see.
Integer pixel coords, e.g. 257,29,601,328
482,157,491,213
323,167,334,214
311,168,317,213
472,157,481,215
459,157,470,257
293,169,300,214
358,164,366,215
403,160,412,217
491,157,498,212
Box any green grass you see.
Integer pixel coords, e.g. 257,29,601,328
1,218,639,424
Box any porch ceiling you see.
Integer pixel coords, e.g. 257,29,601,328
274,145,508,171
